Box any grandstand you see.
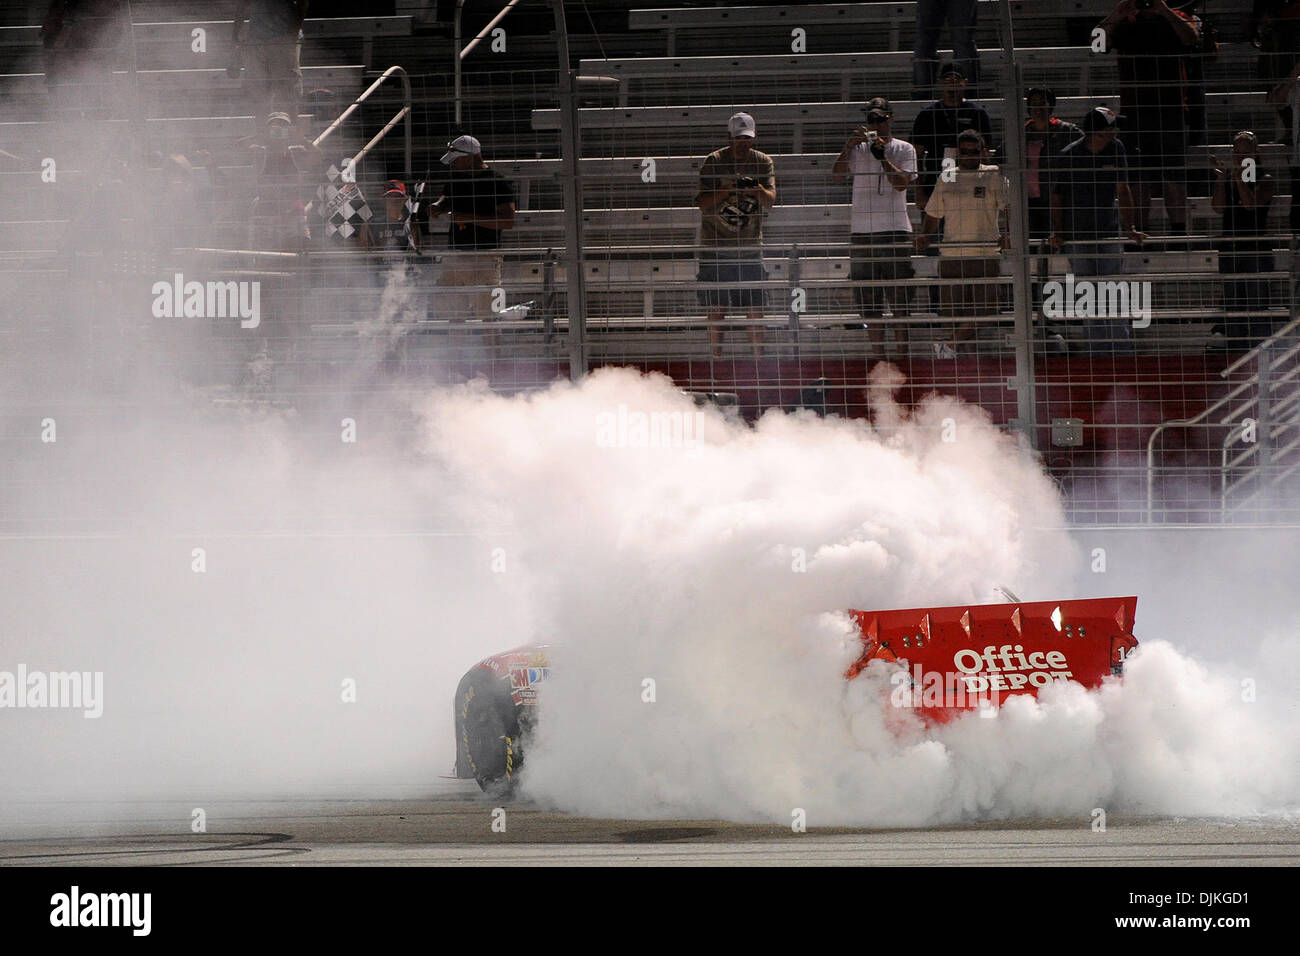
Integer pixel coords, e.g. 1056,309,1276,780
0,0,1297,524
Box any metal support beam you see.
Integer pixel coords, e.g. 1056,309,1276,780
454,0,465,126
552,0,589,380
999,0,1038,448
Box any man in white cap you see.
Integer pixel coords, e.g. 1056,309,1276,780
695,112,777,358
428,134,517,339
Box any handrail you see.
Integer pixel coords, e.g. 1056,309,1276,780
455,0,526,126
1146,315,1300,521
312,65,411,180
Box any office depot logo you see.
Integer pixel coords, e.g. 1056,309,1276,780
952,644,1074,693
889,646,1076,712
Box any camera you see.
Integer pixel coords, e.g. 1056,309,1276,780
1135,0,1154,10
734,176,760,189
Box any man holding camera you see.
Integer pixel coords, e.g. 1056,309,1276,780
832,97,918,356
696,112,777,359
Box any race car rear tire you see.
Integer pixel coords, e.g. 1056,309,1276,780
455,671,522,796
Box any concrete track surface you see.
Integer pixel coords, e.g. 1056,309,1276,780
2,781,1297,866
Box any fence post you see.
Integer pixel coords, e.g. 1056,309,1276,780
787,243,802,350
999,1,1038,450
552,1,589,381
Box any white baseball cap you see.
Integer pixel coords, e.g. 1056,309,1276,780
727,112,756,139
441,134,482,165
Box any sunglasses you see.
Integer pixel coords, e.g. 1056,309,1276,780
958,148,981,155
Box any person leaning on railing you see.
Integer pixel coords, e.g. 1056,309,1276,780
1211,132,1277,347
1254,0,1300,146
1264,54,1300,236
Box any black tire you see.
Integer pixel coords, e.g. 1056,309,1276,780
455,670,523,796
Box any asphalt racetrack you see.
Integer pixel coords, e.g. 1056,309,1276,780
2,780,1297,865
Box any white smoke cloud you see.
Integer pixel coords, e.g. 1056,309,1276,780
415,367,1300,826
3,314,1297,829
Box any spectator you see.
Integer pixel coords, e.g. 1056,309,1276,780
911,62,995,221
1177,0,1217,151
1024,88,1083,323
913,1,980,97
1024,88,1083,240
244,111,322,253
1048,107,1147,352
231,0,309,133
1253,0,1300,145
1212,132,1277,345
694,112,777,359
1265,54,1300,235
914,129,1009,357
427,135,517,338
1098,0,1200,242
362,179,420,261
151,153,213,254
832,97,918,356
40,1,127,117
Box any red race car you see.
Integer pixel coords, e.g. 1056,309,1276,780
452,596,1138,793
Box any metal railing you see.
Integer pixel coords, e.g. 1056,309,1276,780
1146,313,1300,522
312,64,412,181
1219,338,1300,517
455,0,527,125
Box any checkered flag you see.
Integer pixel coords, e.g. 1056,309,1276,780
316,161,373,240
404,180,425,252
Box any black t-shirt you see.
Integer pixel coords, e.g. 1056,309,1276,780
1112,12,1197,112
911,99,997,190
437,168,516,250
1048,138,1129,240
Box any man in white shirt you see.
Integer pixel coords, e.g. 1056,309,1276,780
914,129,1008,357
832,97,918,356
